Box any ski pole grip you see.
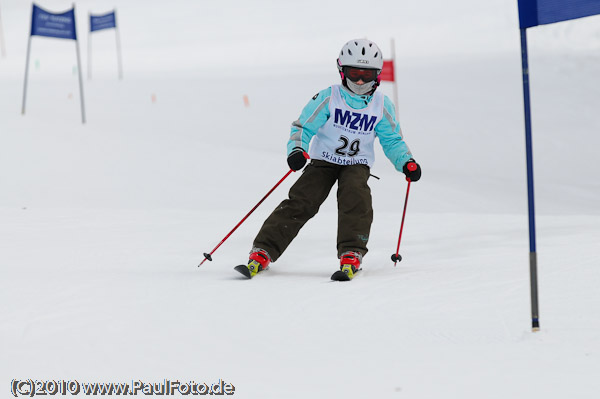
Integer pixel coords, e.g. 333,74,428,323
407,162,417,172
290,152,310,173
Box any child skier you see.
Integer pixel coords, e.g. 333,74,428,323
236,39,421,281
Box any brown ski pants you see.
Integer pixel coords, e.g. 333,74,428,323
253,160,373,262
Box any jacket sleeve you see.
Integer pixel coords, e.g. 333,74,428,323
287,87,332,155
375,96,413,171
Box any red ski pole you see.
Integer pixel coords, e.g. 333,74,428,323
391,162,417,266
198,169,295,267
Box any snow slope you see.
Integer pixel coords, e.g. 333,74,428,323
1,0,599,398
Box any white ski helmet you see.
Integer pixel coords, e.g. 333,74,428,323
337,39,383,95
337,39,384,71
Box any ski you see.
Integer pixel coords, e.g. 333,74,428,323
234,264,270,279
234,265,252,279
330,268,361,281
236,264,360,281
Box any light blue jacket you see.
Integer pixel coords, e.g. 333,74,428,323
288,85,413,171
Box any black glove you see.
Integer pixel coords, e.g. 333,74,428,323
402,159,421,182
287,148,308,171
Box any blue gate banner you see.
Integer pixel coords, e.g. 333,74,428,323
31,4,77,40
519,0,600,28
90,11,116,32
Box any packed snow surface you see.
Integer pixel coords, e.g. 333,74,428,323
1,0,599,397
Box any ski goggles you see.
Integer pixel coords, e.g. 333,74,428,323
342,66,379,83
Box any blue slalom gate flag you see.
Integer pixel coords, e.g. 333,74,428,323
23,3,85,123
31,4,76,40
87,9,123,80
518,0,600,28
90,11,116,32
516,0,600,333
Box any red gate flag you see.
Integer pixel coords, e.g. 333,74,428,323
380,60,395,82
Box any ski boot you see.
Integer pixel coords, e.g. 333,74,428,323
234,248,271,279
331,251,362,281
